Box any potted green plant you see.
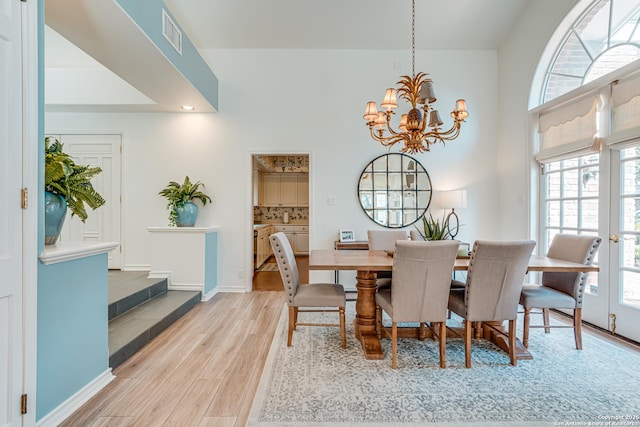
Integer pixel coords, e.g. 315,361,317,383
413,211,453,240
44,136,106,245
159,176,212,226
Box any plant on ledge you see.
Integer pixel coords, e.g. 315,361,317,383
414,211,453,240
45,136,106,221
44,136,106,245
159,176,212,226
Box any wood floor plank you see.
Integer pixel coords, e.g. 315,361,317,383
197,417,237,427
88,416,134,427
163,378,222,426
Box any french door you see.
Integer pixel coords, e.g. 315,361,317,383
608,144,640,342
542,145,640,342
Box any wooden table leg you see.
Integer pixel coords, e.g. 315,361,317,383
354,270,383,360
481,321,533,360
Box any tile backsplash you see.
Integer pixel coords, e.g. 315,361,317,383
254,207,308,223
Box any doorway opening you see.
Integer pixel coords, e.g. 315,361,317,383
251,154,310,291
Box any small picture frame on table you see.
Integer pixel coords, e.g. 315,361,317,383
339,229,355,243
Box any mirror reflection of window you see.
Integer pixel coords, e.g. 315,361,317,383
357,153,432,228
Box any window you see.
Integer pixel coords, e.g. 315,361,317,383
542,154,600,293
541,0,640,104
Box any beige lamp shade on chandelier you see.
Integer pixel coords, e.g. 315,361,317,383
363,0,469,154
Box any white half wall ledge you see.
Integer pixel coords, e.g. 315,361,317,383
147,226,221,233
39,241,120,265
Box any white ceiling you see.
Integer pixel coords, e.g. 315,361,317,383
45,0,530,112
163,0,529,50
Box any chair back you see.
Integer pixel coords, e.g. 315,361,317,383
543,234,602,307
464,240,536,321
269,232,300,305
391,240,459,322
367,230,408,251
409,230,425,241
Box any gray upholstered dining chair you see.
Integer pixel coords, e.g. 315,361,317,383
520,234,601,350
448,240,536,368
269,232,347,348
367,229,408,288
375,240,459,368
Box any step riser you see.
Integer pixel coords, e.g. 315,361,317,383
108,279,168,321
109,291,201,369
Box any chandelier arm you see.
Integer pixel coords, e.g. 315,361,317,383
368,127,405,148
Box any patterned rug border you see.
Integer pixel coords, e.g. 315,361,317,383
247,303,640,427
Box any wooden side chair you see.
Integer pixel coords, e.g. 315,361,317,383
520,234,602,350
269,232,346,348
448,240,536,368
375,240,459,368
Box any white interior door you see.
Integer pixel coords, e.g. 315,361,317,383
608,145,640,341
0,0,23,425
58,134,122,269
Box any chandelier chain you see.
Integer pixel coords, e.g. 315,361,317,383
411,0,415,78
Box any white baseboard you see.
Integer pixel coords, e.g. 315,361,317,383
169,283,203,292
202,287,219,301
216,285,247,293
37,369,114,427
122,264,152,271
148,271,171,283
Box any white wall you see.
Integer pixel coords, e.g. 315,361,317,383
496,0,578,241
47,48,500,290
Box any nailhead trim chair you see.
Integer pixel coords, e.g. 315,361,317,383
519,234,602,350
269,232,346,348
375,240,459,369
367,230,408,288
448,240,536,368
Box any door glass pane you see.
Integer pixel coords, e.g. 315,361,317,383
622,270,640,307
547,171,561,198
563,200,579,228
581,199,599,229
563,169,579,198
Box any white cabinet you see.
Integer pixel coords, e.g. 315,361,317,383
297,175,309,206
261,173,308,207
274,225,309,254
255,225,274,269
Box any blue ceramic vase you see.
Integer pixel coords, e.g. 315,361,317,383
175,201,198,227
44,191,67,245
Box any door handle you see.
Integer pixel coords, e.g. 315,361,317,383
610,234,620,243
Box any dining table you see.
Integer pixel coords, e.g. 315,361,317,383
309,249,599,360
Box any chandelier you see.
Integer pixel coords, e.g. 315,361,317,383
363,0,469,154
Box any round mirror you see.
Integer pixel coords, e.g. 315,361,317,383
357,153,432,228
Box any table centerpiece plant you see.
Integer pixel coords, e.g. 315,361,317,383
159,176,212,227
414,211,453,240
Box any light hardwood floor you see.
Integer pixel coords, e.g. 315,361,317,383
61,288,639,427
61,291,285,427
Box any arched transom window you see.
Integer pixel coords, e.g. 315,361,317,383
542,0,640,103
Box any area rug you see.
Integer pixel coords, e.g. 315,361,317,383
247,303,640,426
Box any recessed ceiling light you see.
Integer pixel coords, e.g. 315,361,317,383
181,105,195,111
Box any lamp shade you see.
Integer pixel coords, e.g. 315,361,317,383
381,88,398,110
363,102,379,121
438,189,467,209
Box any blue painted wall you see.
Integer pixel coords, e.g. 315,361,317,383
115,0,219,110
36,254,110,421
205,231,218,294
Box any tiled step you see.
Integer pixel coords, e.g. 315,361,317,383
108,271,168,321
108,289,201,368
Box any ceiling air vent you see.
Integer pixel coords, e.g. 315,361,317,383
162,9,182,55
